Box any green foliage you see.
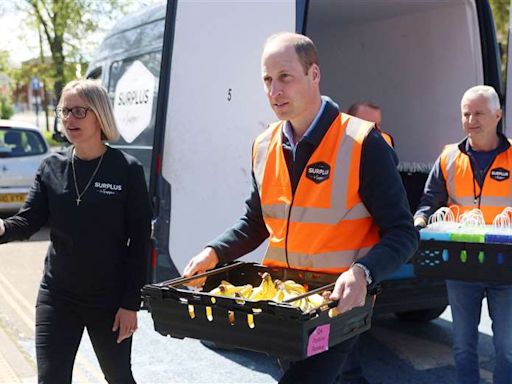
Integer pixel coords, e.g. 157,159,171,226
0,95,14,119
21,0,134,101
490,0,509,40
489,0,509,88
0,51,10,74
41,129,62,148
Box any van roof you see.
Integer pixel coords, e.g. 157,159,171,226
105,2,166,39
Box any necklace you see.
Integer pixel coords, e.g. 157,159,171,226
71,147,105,206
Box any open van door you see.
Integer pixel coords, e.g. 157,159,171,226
151,0,299,282
505,1,512,131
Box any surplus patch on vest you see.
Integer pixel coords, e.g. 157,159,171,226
490,167,510,181
306,161,331,184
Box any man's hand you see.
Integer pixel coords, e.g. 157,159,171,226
0,219,4,236
414,216,427,230
112,307,137,344
329,266,367,314
183,247,220,287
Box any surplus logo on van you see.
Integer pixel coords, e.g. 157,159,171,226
490,167,510,181
306,162,331,184
95,182,123,196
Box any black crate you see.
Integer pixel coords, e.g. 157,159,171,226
142,262,373,360
413,240,512,283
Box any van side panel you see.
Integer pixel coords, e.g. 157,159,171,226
308,0,483,165
161,1,295,274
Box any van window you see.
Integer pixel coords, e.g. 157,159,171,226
108,51,162,185
87,67,102,80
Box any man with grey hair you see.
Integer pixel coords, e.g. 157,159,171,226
414,85,512,384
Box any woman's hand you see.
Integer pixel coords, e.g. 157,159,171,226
112,307,137,343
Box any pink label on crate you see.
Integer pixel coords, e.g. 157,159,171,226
306,324,331,357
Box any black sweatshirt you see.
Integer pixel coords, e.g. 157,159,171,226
207,99,419,286
0,146,152,310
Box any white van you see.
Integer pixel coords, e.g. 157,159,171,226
86,0,510,320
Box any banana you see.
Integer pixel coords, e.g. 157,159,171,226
306,293,327,309
208,286,223,295
249,272,276,301
237,284,253,299
262,273,277,300
209,282,253,298
208,275,317,311
272,288,285,302
298,298,312,312
222,283,252,297
284,280,307,295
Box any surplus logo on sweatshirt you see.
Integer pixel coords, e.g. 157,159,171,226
490,167,510,182
306,161,331,184
95,181,123,195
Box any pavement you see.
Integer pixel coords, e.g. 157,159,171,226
0,326,35,383
10,110,53,132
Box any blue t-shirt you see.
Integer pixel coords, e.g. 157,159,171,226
467,146,499,185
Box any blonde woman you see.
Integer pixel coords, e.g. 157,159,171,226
0,79,151,383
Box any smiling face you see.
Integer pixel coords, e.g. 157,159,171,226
461,95,501,150
261,38,321,132
60,90,102,147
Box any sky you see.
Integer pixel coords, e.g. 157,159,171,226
0,1,163,66
0,2,38,65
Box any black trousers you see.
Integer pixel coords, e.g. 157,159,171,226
279,335,358,384
35,292,135,384
340,334,363,380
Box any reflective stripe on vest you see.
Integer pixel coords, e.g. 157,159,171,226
263,246,373,275
440,143,512,223
252,113,380,274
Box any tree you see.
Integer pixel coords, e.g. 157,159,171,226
0,95,14,119
22,0,133,102
0,51,10,74
489,0,509,87
490,0,509,42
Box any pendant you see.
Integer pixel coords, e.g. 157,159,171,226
76,197,81,206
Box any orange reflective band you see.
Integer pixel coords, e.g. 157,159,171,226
440,144,512,224
253,113,379,273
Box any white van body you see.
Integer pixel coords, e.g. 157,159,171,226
87,0,508,319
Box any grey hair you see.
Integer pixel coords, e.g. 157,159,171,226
60,79,120,141
461,85,501,112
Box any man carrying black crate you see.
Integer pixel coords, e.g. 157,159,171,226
184,32,418,384
414,85,512,384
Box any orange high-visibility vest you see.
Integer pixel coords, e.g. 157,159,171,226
380,130,394,148
440,143,512,224
252,113,380,274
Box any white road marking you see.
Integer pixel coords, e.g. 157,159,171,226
0,270,106,383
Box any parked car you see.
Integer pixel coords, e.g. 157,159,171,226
0,119,50,214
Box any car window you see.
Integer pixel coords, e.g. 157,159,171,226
0,128,47,158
